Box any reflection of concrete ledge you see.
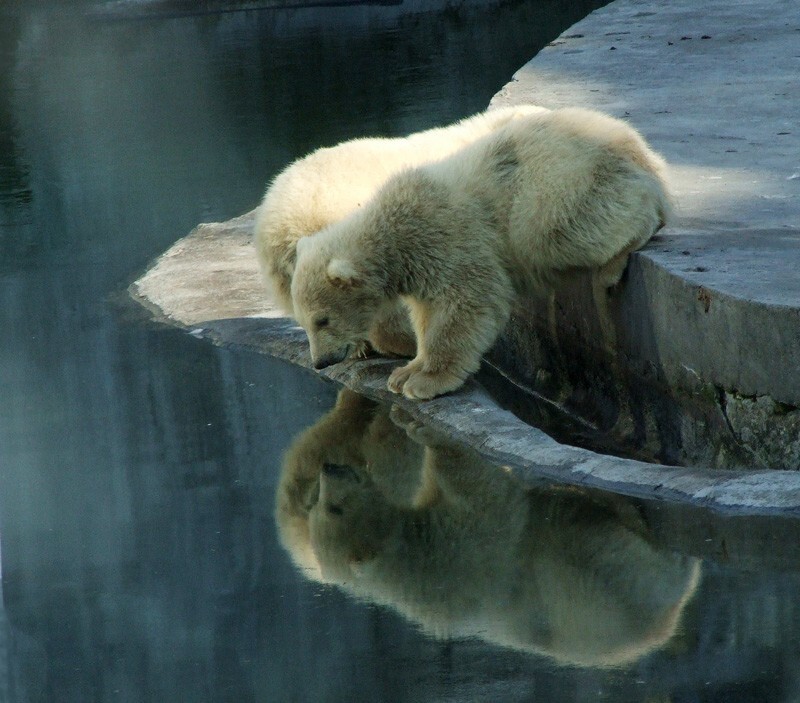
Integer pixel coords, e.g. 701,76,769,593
130,216,800,515
489,0,799,469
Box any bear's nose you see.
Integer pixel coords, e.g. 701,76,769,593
313,345,350,370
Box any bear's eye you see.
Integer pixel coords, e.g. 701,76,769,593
314,317,330,330
327,504,343,516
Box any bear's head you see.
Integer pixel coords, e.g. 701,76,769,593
291,234,385,370
308,462,394,582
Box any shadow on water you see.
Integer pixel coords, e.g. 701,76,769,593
4,0,800,701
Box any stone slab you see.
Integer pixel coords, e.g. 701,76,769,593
130,218,800,515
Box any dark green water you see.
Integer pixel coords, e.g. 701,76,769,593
2,1,800,701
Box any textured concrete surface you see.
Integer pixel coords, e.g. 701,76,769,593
131,0,800,508
489,0,799,468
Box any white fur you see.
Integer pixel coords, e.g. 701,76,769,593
254,104,549,319
291,108,671,398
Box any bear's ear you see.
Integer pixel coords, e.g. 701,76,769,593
326,258,363,289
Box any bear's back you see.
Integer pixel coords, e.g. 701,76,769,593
503,108,670,279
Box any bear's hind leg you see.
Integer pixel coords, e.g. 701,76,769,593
594,239,642,289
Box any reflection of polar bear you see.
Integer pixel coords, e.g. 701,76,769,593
284,409,699,668
255,104,549,357
275,389,432,580
291,108,670,399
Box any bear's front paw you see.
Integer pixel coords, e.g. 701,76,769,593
387,362,418,394
399,370,465,400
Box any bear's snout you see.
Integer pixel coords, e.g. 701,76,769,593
313,356,335,370
313,345,350,370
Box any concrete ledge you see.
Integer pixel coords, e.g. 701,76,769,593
489,0,799,469
130,0,799,510
130,218,800,515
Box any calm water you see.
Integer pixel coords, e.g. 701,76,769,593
2,1,800,701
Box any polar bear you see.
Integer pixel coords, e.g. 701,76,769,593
290,108,671,399
255,104,549,357
290,410,700,667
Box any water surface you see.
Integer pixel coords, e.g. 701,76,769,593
3,1,800,701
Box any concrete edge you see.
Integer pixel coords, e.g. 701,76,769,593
129,248,800,516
